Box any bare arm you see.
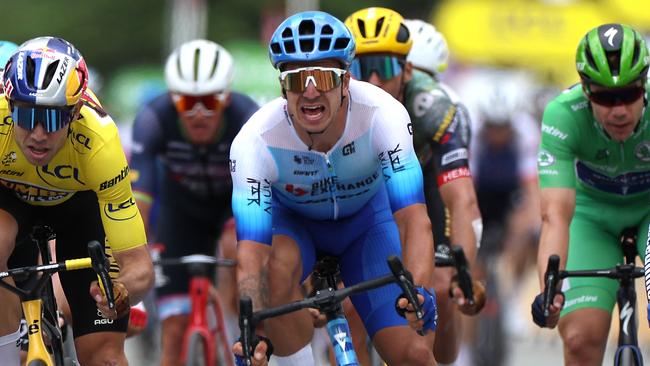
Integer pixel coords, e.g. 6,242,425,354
112,244,154,304
237,240,272,311
394,203,434,288
536,187,575,289
439,176,481,265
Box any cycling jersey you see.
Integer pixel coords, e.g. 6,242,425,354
230,79,424,245
402,70,472,246
0,93,145,252
539,83,650,315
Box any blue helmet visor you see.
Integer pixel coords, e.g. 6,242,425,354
11,105,74,133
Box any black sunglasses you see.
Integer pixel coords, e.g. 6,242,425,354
587,86,645,107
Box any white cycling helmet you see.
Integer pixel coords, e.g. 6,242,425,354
164,39,234,96
404,19,449,76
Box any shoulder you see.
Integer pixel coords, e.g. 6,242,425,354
233,97,286,145
542,84,590,128
348,79,409,120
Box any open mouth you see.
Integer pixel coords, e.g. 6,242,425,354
28,145,49,159
301,104,325,120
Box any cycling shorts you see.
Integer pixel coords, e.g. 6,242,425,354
561,193,650,317
4,188,128,337
273,184,408,338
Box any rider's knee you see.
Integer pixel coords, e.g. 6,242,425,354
562,326,603,355
402,342,435,365
76,338,126,365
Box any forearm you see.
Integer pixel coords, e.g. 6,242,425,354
113,245,154,304
396,204,435,288
237,241,272,311
448,196,481,266
536,218,569,289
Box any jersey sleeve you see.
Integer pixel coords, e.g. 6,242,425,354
538,99,577,189
88,132,147,252
430,99,472,186
230,128,276,245
372,99,425,212
129,104,164,203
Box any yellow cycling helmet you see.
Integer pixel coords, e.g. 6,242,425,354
345,7,412,56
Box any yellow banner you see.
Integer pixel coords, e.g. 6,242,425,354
433,1,645,86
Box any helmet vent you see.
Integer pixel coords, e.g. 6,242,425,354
322,25,333,35
333,38,351,50
356,19,366,38
282,28,293,39
584,42,597,71
375,17,385,37
43,60,59,88
319,37,331,51
284,40,296,54
606,51,620,76
26,56,36,88
631,39,641,66
209,50,220,78
193,47,201,81
270,42,282,55
397,24,410,43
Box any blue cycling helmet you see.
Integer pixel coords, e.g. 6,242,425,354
0,41,18,72
269,11,355,70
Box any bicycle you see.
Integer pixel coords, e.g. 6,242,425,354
237,255,425,366
541,228,644,366
0,225,115,366
153,253,237,366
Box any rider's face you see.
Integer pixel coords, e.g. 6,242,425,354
14,120,69,166
588,83,645,142
174,93,229,145
282,60,349,135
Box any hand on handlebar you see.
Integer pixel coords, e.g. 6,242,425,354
90,280,130,319
531,291,565,328
396,286,438,334
233,336,273,366
450,279,486,316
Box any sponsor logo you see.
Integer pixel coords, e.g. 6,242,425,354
441,148,468,166
437,166,471,185
538,169,559,175
310,172,379,196
620,301,633,336
293,169,318,176
39,164,85,184
541,124,568,140
94,309,114,325
342,142,355,156
603,26,618,47
0,169,24,177
229,159,236,172
55,56,69,84
538,150,555,167
293,155,315,165
634,141,650,162
576,61,585,72
285,184,309,197
68,128,92,151
564,295,598,308
407,122,413,135
2,115,12,126
99,166,129,191
2,151,16,166
103,197,138,221
412,91,437,118
570,101,589,111
0,180,70,202
16,52,24,80
378,144,406,178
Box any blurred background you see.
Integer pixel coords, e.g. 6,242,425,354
6,0,650,365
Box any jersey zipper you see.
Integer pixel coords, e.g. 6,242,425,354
325,155,339,219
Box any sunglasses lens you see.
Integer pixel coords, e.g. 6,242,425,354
281,68,343,93
176,95,222,113
11,105,73,132
350,56,403,81
589,87,645,106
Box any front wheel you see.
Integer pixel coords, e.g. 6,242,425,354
186,332,209,366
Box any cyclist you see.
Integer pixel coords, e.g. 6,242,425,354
231,10,438,366
129,38,258,366
345,9,485,365
0,36,154,365
531,23,650,365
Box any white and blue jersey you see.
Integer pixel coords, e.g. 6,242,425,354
230,79,425,245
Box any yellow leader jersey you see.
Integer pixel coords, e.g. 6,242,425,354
0,93,146,252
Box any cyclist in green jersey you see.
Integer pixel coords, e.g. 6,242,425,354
531,23,650,365
345,8,485,365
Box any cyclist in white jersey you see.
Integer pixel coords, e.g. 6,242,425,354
231,11,438,366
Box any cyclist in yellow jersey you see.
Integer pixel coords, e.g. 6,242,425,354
0,36,153,366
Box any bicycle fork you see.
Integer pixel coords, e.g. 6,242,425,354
22,299,53,366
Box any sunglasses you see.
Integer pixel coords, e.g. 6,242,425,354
350,55,404,81
10,104,75,133
587,86,645,107
173,93,227,116
279,67,346,93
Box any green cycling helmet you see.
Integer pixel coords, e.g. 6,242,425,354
576,23,649,87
